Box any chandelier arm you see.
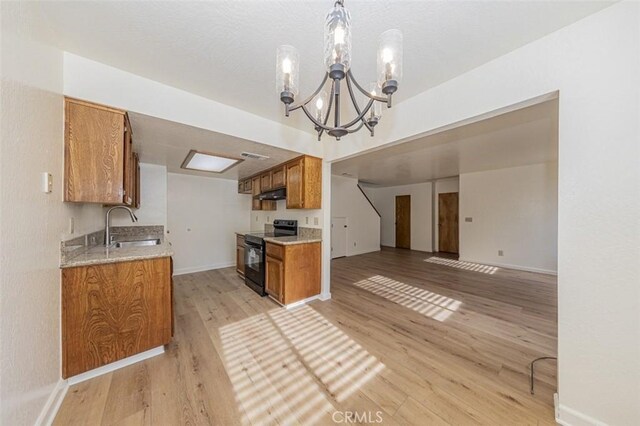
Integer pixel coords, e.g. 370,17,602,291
345,74,374,133
288,73,330,112
346,70,388,102
302,95,371,133
318,79,337,139
301,105,333,131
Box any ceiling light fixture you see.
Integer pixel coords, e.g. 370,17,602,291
181,150,243,173
276,0,403,141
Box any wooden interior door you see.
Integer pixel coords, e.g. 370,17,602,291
438,193,459,253
395,195,411,249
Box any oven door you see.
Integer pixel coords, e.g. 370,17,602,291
244,242,264,286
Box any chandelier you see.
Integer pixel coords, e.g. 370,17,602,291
276,0,403,141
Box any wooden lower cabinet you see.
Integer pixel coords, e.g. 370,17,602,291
265,255,284,303
61,257,172,378
265,242,321,305
236,234,245,276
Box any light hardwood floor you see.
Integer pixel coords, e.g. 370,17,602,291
54,248,557,425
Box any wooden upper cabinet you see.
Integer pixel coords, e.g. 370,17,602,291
134,153,141,209
64,98,138,206
286,155,322,209
272,165,286,189
261,171,272,192
251,176,262,211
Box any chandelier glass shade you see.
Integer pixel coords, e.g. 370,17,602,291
276,0,403,141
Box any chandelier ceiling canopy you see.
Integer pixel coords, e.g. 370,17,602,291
276,0,403,141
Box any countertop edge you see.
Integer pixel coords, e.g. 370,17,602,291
60,250,174,269
263,237,322,246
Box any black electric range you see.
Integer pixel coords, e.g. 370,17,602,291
244,220,297,296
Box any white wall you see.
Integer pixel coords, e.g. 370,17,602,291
250,201,323,232
0,3,104,424
433,177,459,251
167,173,250,275
63,53,321,158
459,163,558,274
330,175,380,257
326,3,640,424
106,163,168,229
365,183,433,252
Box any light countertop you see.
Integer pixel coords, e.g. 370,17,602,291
263,236,322,246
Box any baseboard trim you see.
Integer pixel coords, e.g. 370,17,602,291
458,258,557,275
285,295,321,310
556,402,607,426
173,262,235,276
67,346,165,386
35,379,69,426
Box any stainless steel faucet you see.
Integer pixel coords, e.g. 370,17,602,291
105,206,138,246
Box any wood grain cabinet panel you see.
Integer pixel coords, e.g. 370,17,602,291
272,165,286,189
64,98,140,206
61,257,172,378
265,255,284,303
286,156,322,209
251,176,262,211
264,242,321,305
261,171,272,192
236,235,245,276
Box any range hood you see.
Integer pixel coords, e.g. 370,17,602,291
258,188,286,200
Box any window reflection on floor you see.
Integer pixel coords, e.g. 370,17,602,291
425,256,498,274
219,305,385,425
353,275,462,321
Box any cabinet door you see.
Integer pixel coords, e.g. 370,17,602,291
62,258,172,378
64,99,126,203
251,176,261,196
251,176,262,210
261,172,272,192
236,245,245,275
286,159,304,209
272,165,286,189
244,179,252,193
265,255,284,303
123,118,134,205
134,153,141,209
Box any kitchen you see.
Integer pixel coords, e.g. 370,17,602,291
57,97,326,383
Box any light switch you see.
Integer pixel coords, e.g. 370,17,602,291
465,217,473,222
41,172,52,193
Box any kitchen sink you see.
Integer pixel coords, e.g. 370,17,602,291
113,238,161,248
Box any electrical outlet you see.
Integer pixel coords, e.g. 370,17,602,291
354,242,357,246
305,217,309,225
498,250,504,256
256,216,258,221
267,216,270,222
314,217,319,226
68,217,74,234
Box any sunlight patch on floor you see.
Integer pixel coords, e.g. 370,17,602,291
425,256,499,274
353,275,462,321
219,305,384,424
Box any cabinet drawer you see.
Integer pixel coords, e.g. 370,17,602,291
266,242,284,259
236,234,245,247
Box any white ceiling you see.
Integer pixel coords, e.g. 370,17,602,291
128,113,300,179
38,1,611,133
332,99,558,186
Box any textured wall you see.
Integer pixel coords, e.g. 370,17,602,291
459,163,558,274
0,3,104,424
167,173,251,275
